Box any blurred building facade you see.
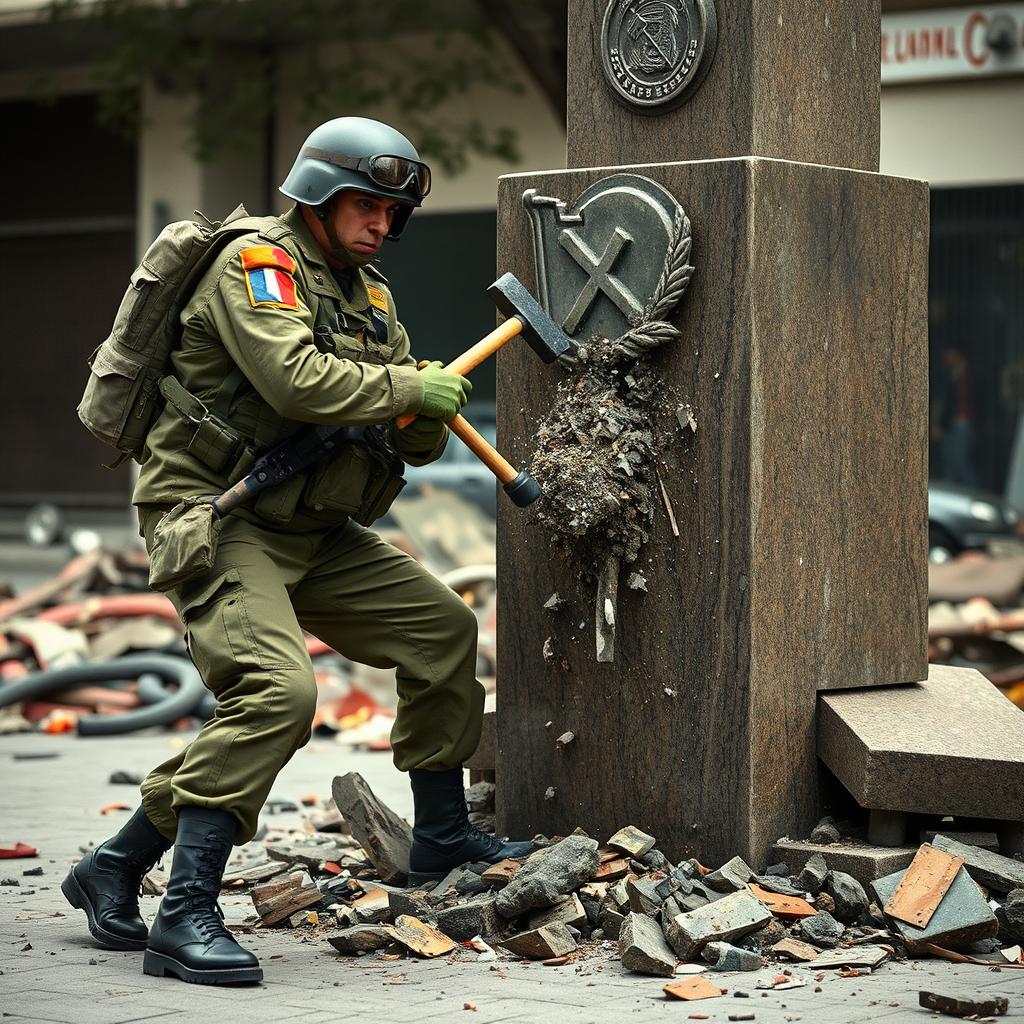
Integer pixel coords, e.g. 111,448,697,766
0,0,1022,519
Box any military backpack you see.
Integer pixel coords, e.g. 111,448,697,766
77,204,280,467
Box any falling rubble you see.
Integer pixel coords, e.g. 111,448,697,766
207,776,1020,1006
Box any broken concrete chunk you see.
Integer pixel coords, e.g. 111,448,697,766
384,915,456,958
705,856,754,893
528,892,588,932
997,889,1024,945
751,874,806,898
543,593,566,612
327,925,393,954
607,825,656,858
932,834,1024,895
736,918,785,950
655,863,696,901
663,890,772,960
555,731,575,748
606,876,631,911
769,937,821,962
919,991,1009,1017
388,889,434,921
626,572,648,591
432,867,487,898
640,848,672,872
822,870,869,922
619,912,677,977
495,835,600,918
352,886,391,924
810,944,891,970
798,910,844,949
600,905,625,939
922,830,1000,852
873,864,998,950
809,817,841,845
500,921,578,960
331,773,411,885
627,877,664,917
464,781,495,813
435,896,499,942
797,853,828,893
702,941,762,972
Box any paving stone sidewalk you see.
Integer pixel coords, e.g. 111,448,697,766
2,731,1023,1024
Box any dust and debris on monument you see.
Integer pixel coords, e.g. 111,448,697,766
529,201,693,638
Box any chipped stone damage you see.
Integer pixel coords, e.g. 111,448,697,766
528,207,694,661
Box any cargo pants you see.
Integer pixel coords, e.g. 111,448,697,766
137,509,484,845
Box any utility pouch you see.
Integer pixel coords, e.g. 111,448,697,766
148,497,222,592
356,471,406,526
303,445,372,517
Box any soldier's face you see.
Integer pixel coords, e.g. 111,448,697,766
327,191,403,267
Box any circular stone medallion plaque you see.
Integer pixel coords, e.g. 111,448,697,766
600,0,718,112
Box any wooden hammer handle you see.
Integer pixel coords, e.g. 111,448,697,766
447,413,518,485
396,316,524,429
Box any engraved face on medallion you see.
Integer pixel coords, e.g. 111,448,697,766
600,0,717,112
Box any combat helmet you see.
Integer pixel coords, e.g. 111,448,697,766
280,117,430,239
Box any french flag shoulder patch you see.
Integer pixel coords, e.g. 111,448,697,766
240,245,298,311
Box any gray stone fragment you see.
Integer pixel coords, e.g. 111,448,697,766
327,925,393,954
872,864,998,949
619,912,677,977
706,856,755,893
798,911,844,949
528,893,588,932
388,890,435,921
600,905,624,939
331,773,411,885
676,891,712,914
627,877,664,917
464,781,495,813
702,941,763,972
641,849,673,872
435,896,498,941
797,853,828,893
579,890,602,926
736,919,786,951
997,888,1024,945
500,921,578,960
922,830,999,852
607,876,631,911
663,890,773,960
607,825,656,858
655,863,696,901
433,867,487,898
752,875,806,898
494,835,600,918
764,862,791,877
823,870,869,922
809,944,890,969
810,817,841,845
932,834,1024,894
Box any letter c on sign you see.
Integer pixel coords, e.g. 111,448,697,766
964,11,989,67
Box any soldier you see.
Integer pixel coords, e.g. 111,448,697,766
62,117,532,986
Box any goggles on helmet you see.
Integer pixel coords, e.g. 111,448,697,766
303,146,431,201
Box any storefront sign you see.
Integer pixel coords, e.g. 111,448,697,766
881,4,1024,83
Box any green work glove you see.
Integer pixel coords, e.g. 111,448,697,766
418,361,472,421
394,415,447,453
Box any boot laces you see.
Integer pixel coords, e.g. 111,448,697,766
183,838,233,941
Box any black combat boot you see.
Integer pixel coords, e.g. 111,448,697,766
407,768,534,886
61,806,172,951
143,806,262,985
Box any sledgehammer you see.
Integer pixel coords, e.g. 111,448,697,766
397,273,573,507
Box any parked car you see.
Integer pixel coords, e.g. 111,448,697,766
929,479,1022,560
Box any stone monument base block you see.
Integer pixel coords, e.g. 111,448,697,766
496,157,929,869
818,665,1024,822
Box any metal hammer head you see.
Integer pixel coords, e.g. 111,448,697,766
487,272,573,363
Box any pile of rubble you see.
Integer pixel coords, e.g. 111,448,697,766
0,491,497,737
209,775,1024,994
928,552,1024,709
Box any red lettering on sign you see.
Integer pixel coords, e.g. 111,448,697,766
964,11,989,67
